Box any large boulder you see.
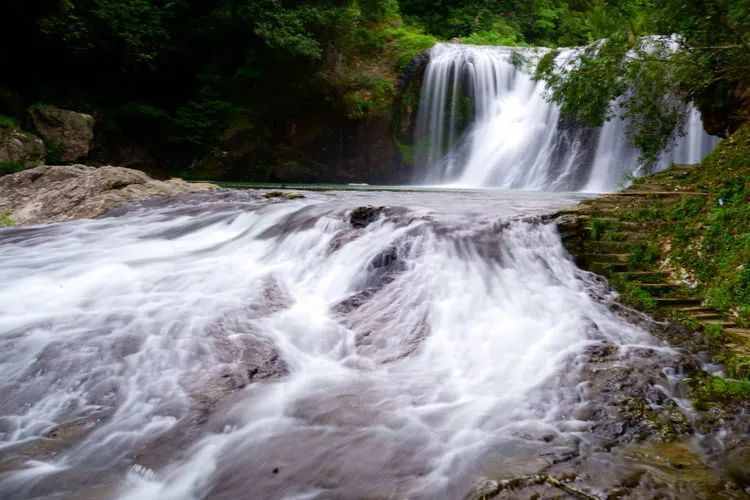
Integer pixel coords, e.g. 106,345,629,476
29,105,95,162
0,128,46,168
0,165,218,225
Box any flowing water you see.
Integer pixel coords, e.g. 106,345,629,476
0,189,695,499
415,43,720,191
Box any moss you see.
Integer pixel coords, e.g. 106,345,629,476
0,212,15,227
263,191,305,200
396,140,415,166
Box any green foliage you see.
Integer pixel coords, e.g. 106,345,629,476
611,275,656,311
737,306,750,329
535,35,629,128
628,242,660,269
172,99,236,147
693,376,750,409
589,217,613,241
535,0,750,166
462,18,524,46
462,31,521,47
704,323,725,347
40,0,170,67
0,115,17,129
343,76,395,119
0,161,25,176
45,141,65,165
722,352,750,380
383,26,437,70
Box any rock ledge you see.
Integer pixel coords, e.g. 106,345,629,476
0,165,217,225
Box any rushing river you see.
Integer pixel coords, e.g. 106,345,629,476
0,188,697,499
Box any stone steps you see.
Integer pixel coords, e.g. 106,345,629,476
616,271,671,283
691,312,724,320
584,231,649,243
589,262,629,273
699,320,737,328
581,253,631,263
582,241,633,252
639,283,681,296
556,168,746,367
654,297,704,307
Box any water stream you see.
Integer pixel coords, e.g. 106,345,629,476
0,190,697,499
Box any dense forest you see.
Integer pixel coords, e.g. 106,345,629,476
1,0,748,181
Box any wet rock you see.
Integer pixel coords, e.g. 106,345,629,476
0,164,217,225
30,104,95,161
263,190,305,200
350,205,385,228
0,128,46,168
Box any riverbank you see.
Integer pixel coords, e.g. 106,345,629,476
558,125,750,401
548,125,750,496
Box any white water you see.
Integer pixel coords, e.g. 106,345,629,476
416,43,719,191
0,190,672,499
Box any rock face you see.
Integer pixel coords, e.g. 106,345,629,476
29,105,95,162
0,128,46,167
0,165,217,225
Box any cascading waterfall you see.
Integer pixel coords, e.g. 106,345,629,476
0,190,682,499
415,43,720,191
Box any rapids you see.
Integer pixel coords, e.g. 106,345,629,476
415,43,720,191
0,190,690,499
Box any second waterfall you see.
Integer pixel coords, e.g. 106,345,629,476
414,43,719,192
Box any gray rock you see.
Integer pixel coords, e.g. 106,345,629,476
0,164,218,225
29,105,95,161
0,128,46,167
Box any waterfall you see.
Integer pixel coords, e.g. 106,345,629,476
415,43,720,192
0,190,676,499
